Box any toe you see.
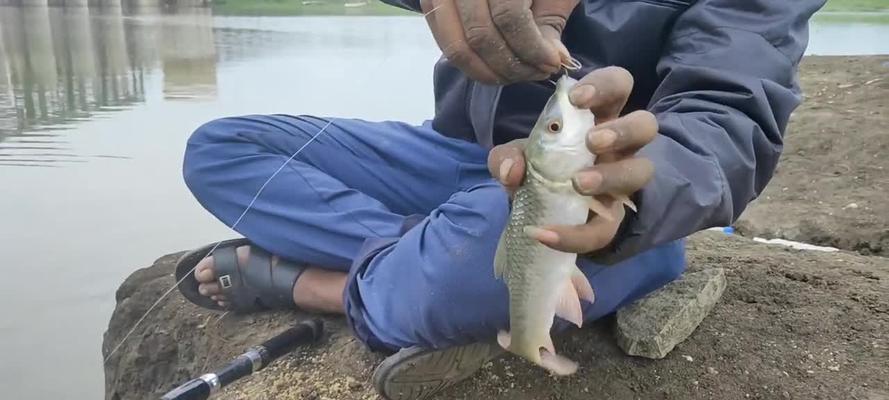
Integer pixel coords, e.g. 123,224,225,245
199,282,222,296
195,257,216,283
236,245,251,265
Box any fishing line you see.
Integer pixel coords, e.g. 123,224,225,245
107,3,445,365
105,1,537,365
562,56,583,71
104,120,335,364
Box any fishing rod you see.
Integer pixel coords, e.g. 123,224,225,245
161,318,324,400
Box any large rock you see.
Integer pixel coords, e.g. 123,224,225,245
103,231,889,400
615,268,727,359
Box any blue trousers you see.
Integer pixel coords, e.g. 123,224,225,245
183,115,686,352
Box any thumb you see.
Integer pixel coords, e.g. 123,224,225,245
533,0,580,67
539,25,571,67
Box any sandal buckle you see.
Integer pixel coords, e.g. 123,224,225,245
219,275,233,289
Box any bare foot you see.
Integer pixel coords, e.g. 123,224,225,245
193,246,348,314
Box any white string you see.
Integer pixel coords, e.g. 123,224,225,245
423,3,443,17
103,119,335,364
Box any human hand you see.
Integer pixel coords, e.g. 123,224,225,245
419,0,580,85
487,66,657,254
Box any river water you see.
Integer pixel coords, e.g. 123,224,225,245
0,6,887,399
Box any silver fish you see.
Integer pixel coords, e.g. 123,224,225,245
493,74,633,375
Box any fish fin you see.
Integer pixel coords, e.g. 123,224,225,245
613,194,637,213
555,280,584,328
539,349,579,376
493,233,508,279
572,268,595,304
497,330,511,350
587,197,615,221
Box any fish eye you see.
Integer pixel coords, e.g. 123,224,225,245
547,120,562,134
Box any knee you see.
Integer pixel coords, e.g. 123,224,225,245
182,117,241,192
645,239,687,287
186,117,239,149
433,182,510,241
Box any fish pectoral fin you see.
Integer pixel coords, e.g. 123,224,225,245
493,233,508,279
613,193,638,213
539,349,579,376
556,279,584,328
587,197,615,221
572,267,595,304
497,330,511,350
588,194,637,220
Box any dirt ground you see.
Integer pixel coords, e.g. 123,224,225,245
736,56,889,256
103,55,889,400
103,232,889,400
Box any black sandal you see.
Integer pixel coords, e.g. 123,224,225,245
175,238,305,312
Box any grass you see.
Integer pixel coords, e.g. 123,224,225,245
211,0,416,16
815,12,889,23
822,0,889,12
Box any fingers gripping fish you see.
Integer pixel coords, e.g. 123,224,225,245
493,74,635,375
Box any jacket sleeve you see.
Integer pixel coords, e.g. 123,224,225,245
379,0,421,12
590,0,826,264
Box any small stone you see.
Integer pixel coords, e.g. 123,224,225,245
708,367,719,375
682,355,694,362
345,377,362,390
828,365,840,372
615,269,727,359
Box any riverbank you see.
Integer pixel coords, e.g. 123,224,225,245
102,231,889,399
736,55,889,256
208,0,889,17
103,55,889,399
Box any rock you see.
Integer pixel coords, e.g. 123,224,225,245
615,268,727,359
103,230,889,400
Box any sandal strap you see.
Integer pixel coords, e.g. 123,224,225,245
242,249,300,309
215,245,305,311
214,245,264,311
268,256,305,307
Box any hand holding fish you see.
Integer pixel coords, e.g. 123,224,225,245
488,66,657,254
419,0,579,84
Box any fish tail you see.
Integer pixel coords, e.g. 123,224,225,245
497,330,578,376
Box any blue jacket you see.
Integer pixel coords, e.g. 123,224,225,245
382,0,825,263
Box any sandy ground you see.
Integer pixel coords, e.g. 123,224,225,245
737,56,889,256
103,56,889,400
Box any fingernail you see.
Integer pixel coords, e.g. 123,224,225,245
498,158,515,184
589,129,617,150
570,85,596,105
572,171,603,194
523,226,560,244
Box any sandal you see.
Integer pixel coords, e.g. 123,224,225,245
175,238,305,312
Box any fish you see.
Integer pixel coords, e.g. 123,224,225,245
493,74,635,375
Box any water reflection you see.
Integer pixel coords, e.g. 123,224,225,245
0,5,217,167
